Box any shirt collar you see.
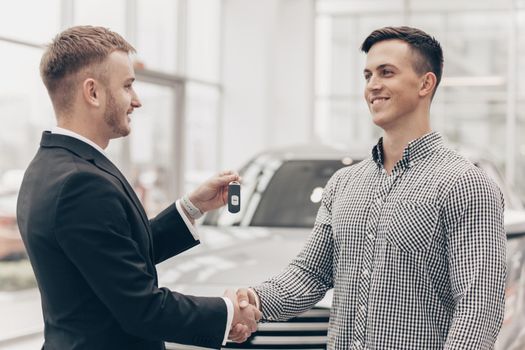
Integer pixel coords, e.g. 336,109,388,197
372,131,444,169
51,126,107,158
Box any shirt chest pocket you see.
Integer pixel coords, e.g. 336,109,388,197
385,201,440,252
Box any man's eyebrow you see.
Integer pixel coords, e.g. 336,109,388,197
125,77,136,83
377,63,396,70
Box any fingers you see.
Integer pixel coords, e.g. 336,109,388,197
214,170,241,186
246,307,259,332
218,170,241,179
218,170,235,176
228,308,257,342
254,307,262,322
229,323,249,343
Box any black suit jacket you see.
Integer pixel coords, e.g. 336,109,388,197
17,131,227,350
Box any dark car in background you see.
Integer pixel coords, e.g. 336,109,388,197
158,144,525,350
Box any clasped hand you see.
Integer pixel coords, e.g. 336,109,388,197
224,289,261,343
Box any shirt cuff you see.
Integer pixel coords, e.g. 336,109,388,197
221,297,234,345
175,200,200,241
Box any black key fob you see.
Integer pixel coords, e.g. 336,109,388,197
228,181,241,213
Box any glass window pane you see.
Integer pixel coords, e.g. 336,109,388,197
73,0,126,34
184,83,220,192
0,0,61,44
315,14,402,148
316,0,404,15
187,0,221,81
515,10,525,199
0,42,55,175
315,97,378,147
0,42,53,295
136,0,178,73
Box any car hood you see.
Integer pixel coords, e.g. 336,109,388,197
157,226,310,297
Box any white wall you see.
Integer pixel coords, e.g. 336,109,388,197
221,0,315,169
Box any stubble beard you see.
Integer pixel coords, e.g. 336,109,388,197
104,90,130,138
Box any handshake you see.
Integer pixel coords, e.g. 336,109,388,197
224,288,261,343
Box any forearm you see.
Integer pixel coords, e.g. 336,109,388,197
124,290,228,347
444,240,506,349
253,263,332,321
444,282,505,349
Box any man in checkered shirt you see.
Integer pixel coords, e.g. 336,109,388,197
234,26,506,349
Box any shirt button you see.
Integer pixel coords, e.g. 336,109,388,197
375,198,382,205
363,269,369,277
354,340,362,347
367,234,375,240
360,305,366,312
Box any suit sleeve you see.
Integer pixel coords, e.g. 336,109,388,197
53,172,227,349
149,202,199,264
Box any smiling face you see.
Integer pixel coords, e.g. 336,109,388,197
363,39,428,132
101,51,141,139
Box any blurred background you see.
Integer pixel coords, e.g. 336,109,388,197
0,0,525,348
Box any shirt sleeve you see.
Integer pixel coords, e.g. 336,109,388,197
252,168,344,321
442,168,506,349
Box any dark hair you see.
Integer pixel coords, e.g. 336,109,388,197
361,26,443,95
40,25,135,114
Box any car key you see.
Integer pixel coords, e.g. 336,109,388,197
228,181,241,213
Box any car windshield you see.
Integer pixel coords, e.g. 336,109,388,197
250,160,349,227
204,158,353,228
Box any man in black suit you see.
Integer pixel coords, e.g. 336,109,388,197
16,25,260,350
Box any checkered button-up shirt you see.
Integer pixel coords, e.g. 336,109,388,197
254,132,506,349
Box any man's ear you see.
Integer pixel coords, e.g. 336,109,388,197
82,78,102,107
419,72,437,98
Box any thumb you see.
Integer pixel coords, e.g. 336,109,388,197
237,288,250,309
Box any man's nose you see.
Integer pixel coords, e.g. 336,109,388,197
132,92,142,108
366,75,382,91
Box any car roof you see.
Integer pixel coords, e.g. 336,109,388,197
251,144,369,162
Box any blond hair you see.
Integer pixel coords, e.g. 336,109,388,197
40,25,135,114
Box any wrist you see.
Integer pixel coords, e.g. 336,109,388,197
180,194,203,220
248,288,261,311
